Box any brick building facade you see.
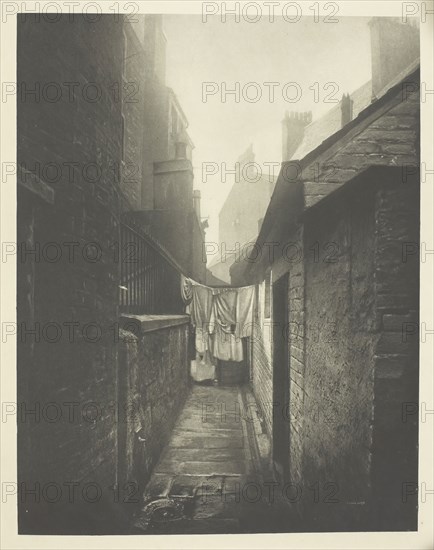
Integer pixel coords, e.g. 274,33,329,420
121,15,206,282
17,14,125,533
231,21,420,531
17,14,197,534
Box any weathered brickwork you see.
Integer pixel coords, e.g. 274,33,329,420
250,226,306,489
371,173,419,530
302,186,378,529
248,73,419,530
251,280,273,435
121,20,146,211
287,225,306,489
118,319,191,491
17,15,124,534
302,79,419,209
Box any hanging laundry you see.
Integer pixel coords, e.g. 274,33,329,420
190,284,213,328
235,285,255,339
209,289,243,362
187,282,216,381
190,284,213,354
187,279,256,363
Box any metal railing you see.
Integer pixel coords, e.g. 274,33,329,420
119,221,185,315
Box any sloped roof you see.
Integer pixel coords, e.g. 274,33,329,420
292,81,373,160
235,65,419,285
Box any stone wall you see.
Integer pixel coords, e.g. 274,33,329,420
249,171,418,530
17,14,124,534
117,316,191,492
370,170,419,530
301,185,378,529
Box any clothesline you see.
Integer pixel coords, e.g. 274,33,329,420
186,277,255,291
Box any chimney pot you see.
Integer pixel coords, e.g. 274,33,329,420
282,110,312,161
340,93,353,127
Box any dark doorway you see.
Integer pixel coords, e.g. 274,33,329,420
272,273,290,481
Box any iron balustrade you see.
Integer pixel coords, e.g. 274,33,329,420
119,221,185,315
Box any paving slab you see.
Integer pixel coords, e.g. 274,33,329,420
169,475,223,498
136,384,277,534
168,435,244,449
157,449,246,467
155,459,245,476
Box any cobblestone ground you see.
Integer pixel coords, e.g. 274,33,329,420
132,384,295,534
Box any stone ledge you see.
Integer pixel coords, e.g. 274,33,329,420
120,314,190,335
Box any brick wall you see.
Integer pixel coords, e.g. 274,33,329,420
286,226,305,489
121,19,146,211
371,171,419,530
251,279,273,435
246,70,419,532
17,15,124,534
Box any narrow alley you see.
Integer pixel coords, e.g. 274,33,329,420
14,9,422,540
133,384,291,534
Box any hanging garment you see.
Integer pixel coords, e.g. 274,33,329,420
188,280,256,363
209,289,244,362
195,326,208,355
190,283,214,354
235,285,255,339
211,325,244,362
190,284,213,329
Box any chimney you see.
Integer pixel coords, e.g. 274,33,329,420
193,189,201,220
369,17,419,100
282,110,312,161
340,93,353,127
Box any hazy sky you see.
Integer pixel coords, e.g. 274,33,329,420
163,16,372,247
